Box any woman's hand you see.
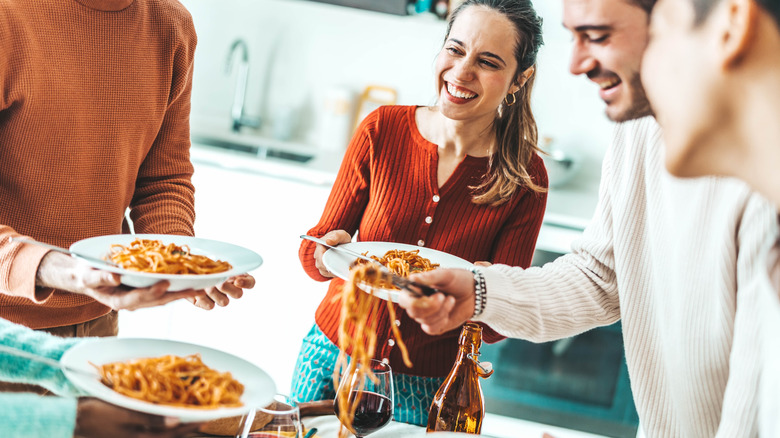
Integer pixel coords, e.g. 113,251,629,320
189,274,256,310
397,268,477,335
313,230,352,278
36,252,204,311
75,397,202,438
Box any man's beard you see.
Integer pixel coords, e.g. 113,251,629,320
609,72,654,122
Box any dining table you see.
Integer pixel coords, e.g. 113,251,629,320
302,415,425,437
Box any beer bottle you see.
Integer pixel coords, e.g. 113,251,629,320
427,322,494,433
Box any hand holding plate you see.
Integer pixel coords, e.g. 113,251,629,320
36,252,204,311
309,230,352,278
190,273,256,310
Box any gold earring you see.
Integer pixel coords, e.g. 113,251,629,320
504,93,516,106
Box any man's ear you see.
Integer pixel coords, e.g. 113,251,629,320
720,0,759,68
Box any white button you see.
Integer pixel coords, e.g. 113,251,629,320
433,195,440,202
417,240,425,246
425,216,433,224
395,320,401,327
382,358,390,364
388,339,395,346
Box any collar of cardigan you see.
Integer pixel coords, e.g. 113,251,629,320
73,0,134,12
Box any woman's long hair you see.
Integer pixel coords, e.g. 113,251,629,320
445,0,546,205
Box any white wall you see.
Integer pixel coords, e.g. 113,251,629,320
181,0,615,181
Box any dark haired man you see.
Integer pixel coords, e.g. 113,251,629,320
641,0,780,434
399,0,777,435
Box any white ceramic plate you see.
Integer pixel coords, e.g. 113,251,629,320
61,338,276,422
69,234,263,291
321,241,472,302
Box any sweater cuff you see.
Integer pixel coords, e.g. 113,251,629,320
3,393,77,438
9,243,55,302
472,264,538,338
0,318,87,397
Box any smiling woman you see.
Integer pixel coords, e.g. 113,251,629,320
295,0,548,427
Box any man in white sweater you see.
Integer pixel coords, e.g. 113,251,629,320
641,0,780,435
399,0,778,436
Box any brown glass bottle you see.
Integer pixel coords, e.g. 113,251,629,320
427,322,493,434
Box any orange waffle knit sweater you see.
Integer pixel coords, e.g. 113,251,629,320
300,105,548,377
0,0,197,329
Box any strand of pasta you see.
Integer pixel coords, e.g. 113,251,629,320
334,263,421,438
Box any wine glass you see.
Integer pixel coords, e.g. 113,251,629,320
334,359,394,437
236,393,302,438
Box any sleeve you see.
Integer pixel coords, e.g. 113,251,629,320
478,152,548,343
0,6,9,112
0,230,55,302
0,8,55,303
0,318,85,396
298,109,379,281
714,193,777,437
129,18,197,236
474,129,623,343
0,393,77,438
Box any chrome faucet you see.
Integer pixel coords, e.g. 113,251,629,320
225,39,260,132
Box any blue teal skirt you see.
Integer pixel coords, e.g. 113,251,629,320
290,324,444,427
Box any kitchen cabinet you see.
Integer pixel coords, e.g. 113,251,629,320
118,156,332,394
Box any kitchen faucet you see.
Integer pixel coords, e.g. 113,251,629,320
225,39,260,132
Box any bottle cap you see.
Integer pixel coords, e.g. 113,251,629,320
467,353,494,378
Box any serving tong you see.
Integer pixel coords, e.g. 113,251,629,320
300,235,443,298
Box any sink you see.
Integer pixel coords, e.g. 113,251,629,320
192,135,315,164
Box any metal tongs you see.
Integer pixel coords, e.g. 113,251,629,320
300,235,442,298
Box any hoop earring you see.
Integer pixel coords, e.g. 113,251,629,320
504,93,516,106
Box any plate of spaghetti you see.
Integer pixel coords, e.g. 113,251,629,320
321,241,472,302
60,338,276,422
69,234,263,291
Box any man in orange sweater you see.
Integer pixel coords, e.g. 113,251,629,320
0,0,253,342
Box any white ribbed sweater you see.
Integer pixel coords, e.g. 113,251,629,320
759,232,780,437
478,117,777,437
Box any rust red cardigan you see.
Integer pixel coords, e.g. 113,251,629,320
299,105,547,377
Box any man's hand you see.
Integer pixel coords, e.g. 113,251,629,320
36,252,204,310
75,397,202,438
188,274,256,310
312,230,352,278
397,268,477,335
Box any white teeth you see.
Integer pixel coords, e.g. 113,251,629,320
447,83,476,99
598,78,621,89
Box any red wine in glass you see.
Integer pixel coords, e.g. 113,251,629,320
334,390,393,437
334,359,394,437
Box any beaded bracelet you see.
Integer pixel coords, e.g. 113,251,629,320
471,268,487,318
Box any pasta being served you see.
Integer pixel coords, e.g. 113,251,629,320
334,251,439,437
351,249,440,289
95,354,244,409
107,238,232,275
